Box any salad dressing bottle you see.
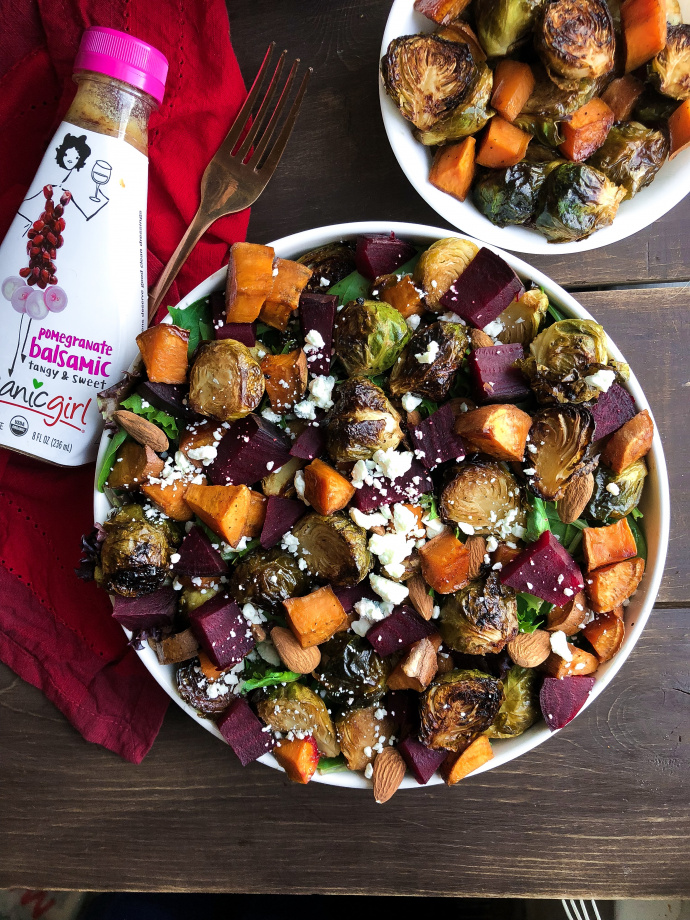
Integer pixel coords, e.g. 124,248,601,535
0,27,167,465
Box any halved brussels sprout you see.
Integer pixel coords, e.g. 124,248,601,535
419,669,504,751
649,25,690,100
256,683,339,757
414,64,494,145
534,162,626,244
313,634,390,710
497,288,550,346
484,665,540,738
389,321,469,401
292,512,372,586
587,458,647,522
333,300,410,377
189,339,264,422
513,114,566,148
230,546,311,610
588,122,669,200
413,237,479,310
521,64,599,118
633,86,679,127
473,161,556,227
381,35,477,131
326,377,403,463
536,0,615,86
296,242,356,291
440,574,519,655
527,406,595,500
476,0,548,58
98,504,178,597
440,461,527,538
176,659,234,717
336,705,395,771
180,579,222,614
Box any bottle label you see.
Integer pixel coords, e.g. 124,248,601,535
0,122,148,465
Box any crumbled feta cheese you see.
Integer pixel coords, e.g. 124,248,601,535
550,630,573,662
406,314,421,331
423,515,447,539
281,532,300,554
173,450,195,475
370,573,409,605
294,469,308,504
457,522,475,535
584,368,616,392
482,318,504,337
606,482,621,496
393,502,417,534
364,763,373,780
293,399,317,420
304,329,325,351
401,392,423,412
415,340,439,365
438,311,463,323
369,530,413,567
486,535,498,553
187,444,218,464
350,507,388,530
372,447,413,481
351,459,369,489
353,597,392,622
242,602,267,626
170,553,181,564
262,406,282,424
383,562,406,579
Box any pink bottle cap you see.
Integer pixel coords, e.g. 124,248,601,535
74,26,168,106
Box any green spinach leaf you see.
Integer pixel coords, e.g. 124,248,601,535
96,428,129,492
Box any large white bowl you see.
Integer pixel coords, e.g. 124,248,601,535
94,221,670,788
380,1,690,254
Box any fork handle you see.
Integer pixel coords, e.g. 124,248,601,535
148,207,213,323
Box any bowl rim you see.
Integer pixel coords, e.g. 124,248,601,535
94,220,671,790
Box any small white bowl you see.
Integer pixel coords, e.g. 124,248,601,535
379,1,690,254
94,221,670,789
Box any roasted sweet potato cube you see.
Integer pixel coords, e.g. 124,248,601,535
260,349,308,410
387,636,438,692
491,543,523,568
225,242,275,323
273,735,320,784
621,0,667,72
185,483,251,547
153,628,200,665
198,650,225,682
454,404,532,462
491,60,535,123
541,644,599,678
244,489,268,538
419,530,471,595
559,98,615,162
136,324,189,384
141,477,201,521
440,736,494,786
106,440,164,490
582,611,625,662
582,518,637,572
260,258,313,331
586,557,645,613
373,273,425,318
178,419,220,470
414,0,472,24
303,458,356,515
546,592,588,634
429,137,476,202
284,585,348,649
601,410,653,474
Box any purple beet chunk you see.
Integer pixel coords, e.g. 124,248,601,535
352,461,434,512
172,526,228,576
540,676,596,731
500,530,584,607
397,735,446,785
439,247,525,328
366,605,436,656
215,321,256,347
589,382,636,439
260,496,306,549
217,697,274,766
189,594,255,669
210,290,226,325
410,403,465,470
111,587,178,631
289,422,326,460
469,343,531,404
136,381,195,420
355,233,417,280
333,582,379,613
207,414,291,486
299,291,337,377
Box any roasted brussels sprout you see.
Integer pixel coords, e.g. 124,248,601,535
176,659,235,717
389,322,469,401
179,578,222,614
296,242,356,291
313,634,390,709
440,461,527,538
413,236,479,310
292,512,372,586
633,86,679,128
336,705,395,771
649,25,690,100
189,339,264,422
587,458,647,522
536,0,615,87
333,300,410,377
440,574,519,656
520,64,598,118
256,683,339,757
475,0,548,58
414,64,494,146
513,114,566,148
534,162,626,244
381,35,477,131
98,504,178,597
473,161,556,227
484,665,540,738
230,546,311,610
588,122,669,200
326,377,403,463
497,288,550,346
419,669,504,751
527,406,595,500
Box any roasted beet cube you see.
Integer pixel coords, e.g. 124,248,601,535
260,496,306,549
355,233,417,280
366,605,436,656
217,697,274,765
469,343,531,404
439,247,525,328
172,526,228,577
189,594,255,669
334,582,379,613
588,382,636,439
352,461,434,512
397,735,446,785
500,530,584,607
111,587,178,631
289,422,326,460
540,676,595,731
384,690,417,740
207,414,291,486
410,403,465,470
214,321,256,347
299,291,337,377
136,381,196,420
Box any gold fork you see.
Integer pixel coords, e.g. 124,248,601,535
148,44,311,321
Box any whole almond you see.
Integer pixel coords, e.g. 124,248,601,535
469,328,495,349
113,409,169,453
507,629,552,668
466,535,487,580
406,409,422,427
271,626,320,674
407,573,434,621
546,592,588,635
557,472,594,524
372,747,406,804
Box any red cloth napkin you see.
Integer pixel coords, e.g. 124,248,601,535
0,0,250,762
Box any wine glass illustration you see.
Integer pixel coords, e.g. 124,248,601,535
90,160,112,202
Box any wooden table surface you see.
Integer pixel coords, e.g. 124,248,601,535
1,0,689,899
